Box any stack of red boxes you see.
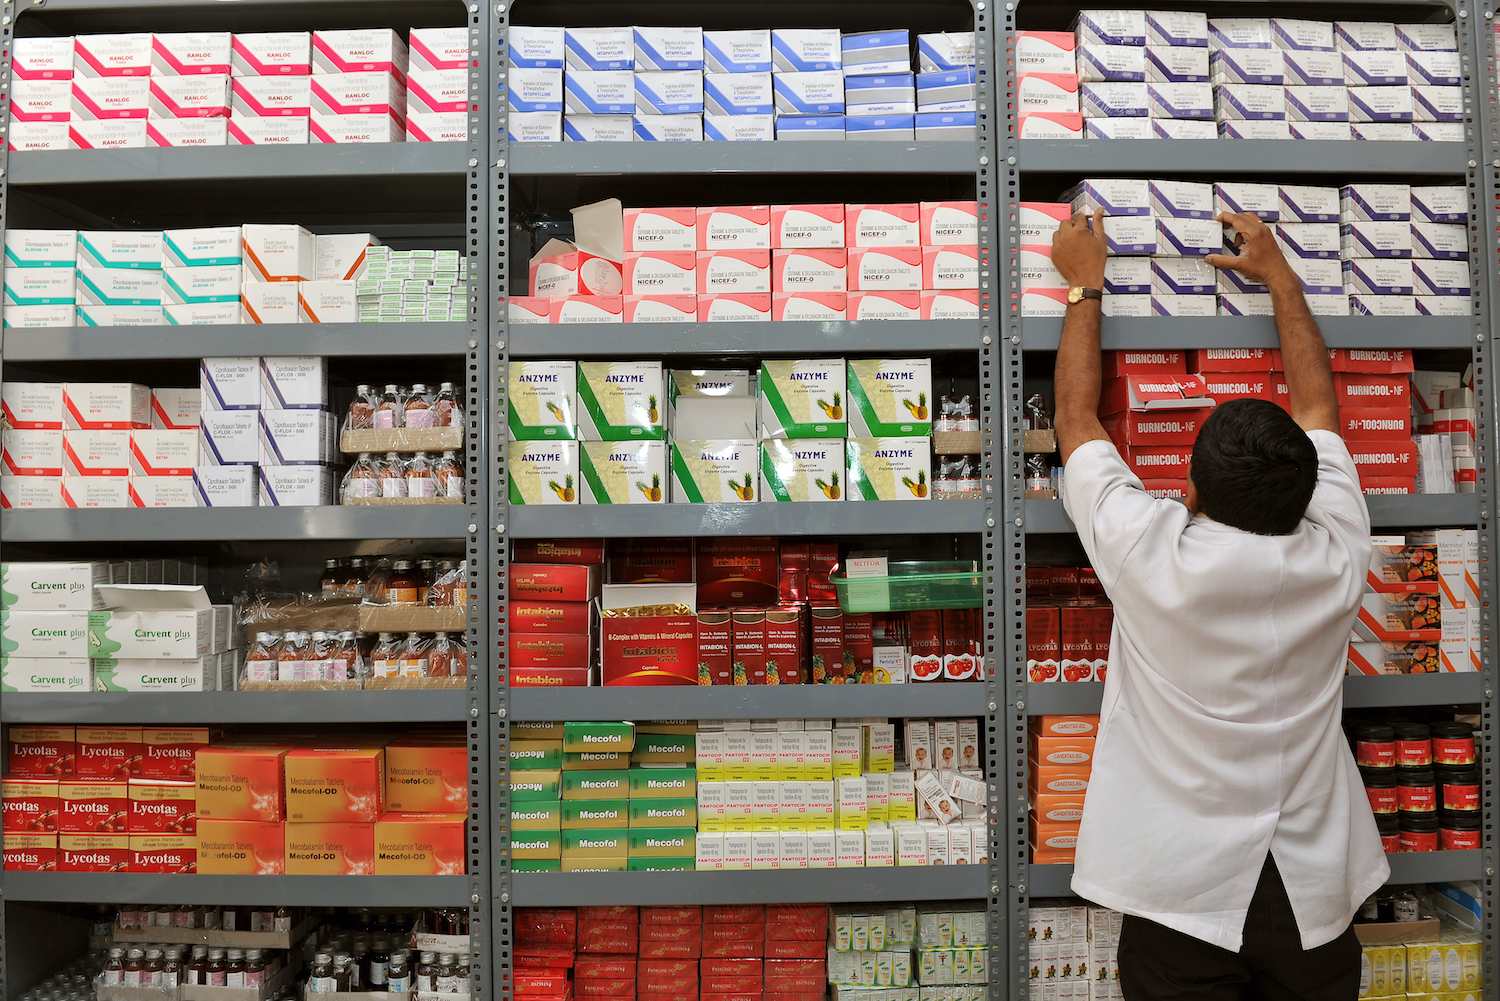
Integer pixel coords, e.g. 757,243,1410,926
515,907,579,1001
1024,567,1114,684
1098,350,1211,498
509,538,605,687
1330,351,1418,493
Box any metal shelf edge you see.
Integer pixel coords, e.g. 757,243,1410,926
510,684,987,721
7,144,472,186
0,690,471,724
1018,139,1468,175
0,873,473,906
3,323,473,362
509,320,980,357
509,500,984,539
1,506,471,542
511,867,989,906
1023,496,1478,534
507,141,975,175
1019,316,1475,352
1025,675,1483,716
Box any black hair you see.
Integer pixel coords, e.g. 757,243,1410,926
1189,398,1319,535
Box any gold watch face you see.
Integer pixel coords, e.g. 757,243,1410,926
1068,286,1085,304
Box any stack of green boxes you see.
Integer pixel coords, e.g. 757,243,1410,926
357,247,468,323
510,721,699,872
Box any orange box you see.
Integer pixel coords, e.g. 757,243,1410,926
58,833,130,871
374,812,466,875
2,778,59,832
8,726,76,778
1030,736,1096,768
58,779,128,833
1028,760,1092,796
74,726,143,779
285,746,385,823
285,822,375,875
128,834,196,873
384,742,469,814
196,819,285,874
1030,845,1077,865
1028,715,1098,738
139,726,212,780
4,833,57,870
127,779,196,834
196,747,290,821
1029,794,1086,825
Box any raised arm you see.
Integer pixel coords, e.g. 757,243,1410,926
1051,209,1113,464
1205,212,1339,434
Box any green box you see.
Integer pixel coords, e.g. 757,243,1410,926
631,733,696,764
627,857,694,871
563,721,635,753
629,766,697,799
562,769,630,800
627,827,696,857
510,769,561,801
564,750,631,770
560,828,628,858
512,858,562,872
562,857,627,871
511,829,561,859
510,800,562,830
511,721,566,739
510,740,563,770
628,798,697,828
562,799,628,829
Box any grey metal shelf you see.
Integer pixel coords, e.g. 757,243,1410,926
512,867,989,906
0,873,471,906
1,505,469,542
1021,316,1475,352
6,144,471,186
508,142,974,175
509,500,984,539
1023,496,1478,534
1026,674,1483,716
0,690,470,724
3,323,472,362
509,321,979,357
1019,140,1468,176
511,683,986,722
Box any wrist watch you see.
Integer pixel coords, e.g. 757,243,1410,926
1068,286,1103,305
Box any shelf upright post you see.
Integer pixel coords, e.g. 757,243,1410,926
0,0,10,984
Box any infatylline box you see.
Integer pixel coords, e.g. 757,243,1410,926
564,27,633,71
703,30,772,74
508,27,565,69
634,26,702,72
771,29,841,73
703,114,773,141
846,438,933,501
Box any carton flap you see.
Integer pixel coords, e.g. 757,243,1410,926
571,198,624,263
601,583,697,613
530,237,578,268
94,585,211,610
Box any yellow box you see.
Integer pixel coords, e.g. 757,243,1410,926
777,781,808,830
560,828,628,859
835,777,868,831
511,829,562,859
832,728,863,778
752,781,780,830
863,724,895,774
723,731,752,780
808,780,836,829
384,742,468,813
561,855,626,871
749,732,778,781
695,731,725,781
195,747,290,822
777,731,806,780
803,730,833,781
865,772,890,823
284,746,386,824
563,750,630,770
1444,935,1480,991
724,781,752,831
697,782,726,832
284,822,374,875
195,819,285,874
1407,943,1444,995
372,811,465,875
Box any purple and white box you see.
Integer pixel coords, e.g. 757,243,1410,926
1340,183,1411,222
1219,120,1292,139
1103,295,1153,317
1416,296,1467,315
1215,182,1281,219
1411,222,1468,259
1209,18,1273,49
1215,84,1286,120
1395,24,1457,52
1218,294,1274,316
1077,44,1145,83
1210,49,1285,86
1155,218,1218,257
1342,258,1415,295
1343,50,1408,86
1272,18,1336,52
1085,117,1152,138
1146,46,1209,84
1153,294,1216,317
1335,22,1400,52
1412,86,1462,123
1275,222,1341,259
1412,259,1470,296
1080,81,1148,118
1102,216,1156,255
1288,121,1352,140
1407,51,1460,87
1148,83,1213,119
1149,180,1213,219
1103,257,1152,294
1351,122,1414,140
1410,186,1467,223
1289,257,1343,294
1151,258,1216,295
1153,119,1217,138
1280,185,1340,223
1349,295,1416,317
1339,220,1413,258
1286,86,1348,121
1349,86,1414,122
1075,10,1147,46
1147,10,1208,47
1065,178,1151,216
1284,50,1343,86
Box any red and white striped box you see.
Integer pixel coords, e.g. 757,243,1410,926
2,430,63,477
848,247,923,290
151,389,200,430
698,205,772,249
920,288,979,319
410,27,470,72
69,120,148,150
311,113,404,143
771,204,845,249
625,251,697,294
63,430,131,477
406,111,467,142
921,245,980,290
13,38,75,82
697,250,771,293
10,80,72,124
624,294,697,322
227,117,308,145
230,32,312,77
847,290,921,320
71,76,149,121
129,430,197,476
1,476,63,507
230,76,311,119
407,69,466,114
150,33,232,76
625,207,697,252
148,75,231,119
63,384,151,430
919,201,979,246
772,248,846,292
128,477,197,508
310,72,406,142
698,293,771,322
148,118,228,147
9,122,71,151
312,29,410,83
549,295,623,323
2,384,64,431
845,203,921,247
772,291,846,321
73,34,153,78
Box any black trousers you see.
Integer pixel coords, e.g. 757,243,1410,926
1118,855,1362,1001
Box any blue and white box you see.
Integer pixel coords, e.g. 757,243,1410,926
508,111,561,142
1279,185,1340,223
1215,182,1281,219
704,30,772,73
917,32,975,72
1411,186,1467,223
1146,10,1207,47
1271,18,1335,52
846,114,914,140
1080,81,1148,117
1351,122,1415,140
1413,121,1463,141
1344,50,1407,86
76,266,161,306
1210,49,1284,86
771,29,841,73
509,67,563,112
1395,24,1457,52
1149,83,1212,119
633,115,702,140
1288,121,1351,139
1412,259,1469,296
563,114,633,141
1335,22,1399,52
1219,119,1292,139
1217,266,1266,294
509,26,565,69
1075,10,1146,47
1153,119,1216,138
634,26,703,71
4,268,76,305
1155,218,1218,257
1286,86,1349,122
1066,177,1151,216
845,74,914,114
841,31,909,76
1407,51,1461,87
1349,86,1414,122
775,115,845,140
1209,18,1273,49
1077,44,1145,83
1274,223,1341,259
1289,257,1343,295
1349,295,1415,316
1340,220,1413,258
1146,47,1208,84
916,69,975,110
1343,258,1414,295
635,71,703,114
914,111,974,140
1284,50,1343,86
1104,257,1152,294
1153,295,1216,316
704,113,774,141
565,70,633,114
1086,118,1152,138
1102,216,1155,255
1149,180,1213,219
1215,84,1286,120
705,72,773,115
1413,86,1462,123
564,27,634,71
1340,183,1411,221
1151,258,1216,295
164,228,241,268
773,72,845,115
200,411,259,465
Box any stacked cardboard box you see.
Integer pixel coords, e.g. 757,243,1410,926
509,551,604,686
1024,567,1114,683
1027,902,1123,1001
1028,715,1098,864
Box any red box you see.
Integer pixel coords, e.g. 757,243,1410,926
139,727,210,781
128,834,196,873
1059,605,1094,683
515,538,606,565
778,569,807,601
1101,350,1186,378
1200,372,1273,403
576,981,633,997
703,922,764,943
606,539,694,583
731,610,768,685
638,975,698,993
511,600,595,634
515,908,578,945
580,906,639,920
1329,349,1414,374
642,906,702,924
58,780,127,833
763,940,824,959
808,545,837,572
842,613,873,682
699,995,756,1001
511,564,602,602
517,971,573,992
809,604,844,683
1093,606,1113,682
764,959,825,993
511,666,592,687
1100,374,1211,417
779,543,809,570
1348,441,1418,478
641,924,703,943
697,611,733,685
1188,348,1277,372
1341,408,1411,441
701,960,762,976
2,779,58,832
577,957,638,980
1361,478,1415,495
638,940,701,959
1139,479,1186,499
127,779,196,834
601,615,698,686
3,833,57,870
1334,374,1410,410
1270,373,1290,411
1102,410,1203,448
74,727,143,779
514,943,577,966
704,905,765,923
511,632,593,669
1121,446,1192,479
8,726,76,778
58,833,129,871
764,908,826,939
698,538,780,604
700,939,763,958
766,605,805,685
579,920,639,953
702,977,762,994
767,994,826,1001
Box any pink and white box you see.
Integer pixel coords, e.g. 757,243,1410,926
228,117,309,145
529,242,623,297
920,201,979,246
406,111,466,142
1019,201,1072,242
13,38,75,81
771,204,845,248
1019,111,1084,137
1,476,63,508
845,203,921,247
549,295,623,323
848,247,923,290
624,251,697,294
404,69,466,142
63,429,131,477
409,27,470,72
697,250,772,293
698,206,772,249
69,119,148,150
1017,73,1081,113
773,291,846,321
922,246,980,289
1020,287,1069,316
2,430,63,477
508,296,552,324
625,207,698,251
72,76,149,121
772,248,847,291
11,80,72,123
624,294,697,322
310,72,406,142
151,33,232,75
73,34,153,78
312,29,409,83
921,288,980,319
231,32,312,76
10,122,71,151
697,293,771,321
148,118,228,146
62,476,128,508
847,290,921,320
230,75,311,118
149,75,231,118
129,476,196,508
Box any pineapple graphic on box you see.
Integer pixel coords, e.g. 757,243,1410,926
580,441,668,504
847,438,933,501
759,359,847,438
508,360,578,440
759,439,845,502
577,361,665,440
670,440,757,503
508,441,579,505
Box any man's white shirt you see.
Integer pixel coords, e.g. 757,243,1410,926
1059,429,1389,952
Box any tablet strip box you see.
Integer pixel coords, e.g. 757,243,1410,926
242,225,314,282
14,38,75,81
148,119,229,147
564,27,634,71
230,76,312,118
231,32,312,76
69,120,148,150
72,76,150,121
73,34,153,78
312,29,409,79
164,225,241,265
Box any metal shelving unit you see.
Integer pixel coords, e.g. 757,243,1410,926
510,320,981,357
0,506,472,542
1018,139,1469,174
0,873,473,907
6,143,472,185
1024,674,1486,717
1023,496,1482,533
0,690,470,724
511,684,988,722
507,141,975,175
1020,316,1476,352
509,500,985,539
3,322,475,361
512,868,991,907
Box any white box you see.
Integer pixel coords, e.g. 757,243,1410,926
1350,295,1416,316
151,389,199,430
1340,220,1412,258
842,30,909,76
774,72,845,115
1020,111,1084,137
1103,257,1152,294
11,79,73,123
229,76,312,118
774,249,846,291
1272,18,1335,52
199,357,259,411
1286,85,1348,121
1079,81,1148,118
771,29,841,73
75,304,161,326
192,466,257,506
14,38,75,81
1104,293,1153,316
921,289,979,320
1336,22,1399,52
1215,83,1285,120
704,113,774,140
1016,32,1075,75
703,29,772,74
1351,121,1414,140
562,114,633,141
1210,49,1285,86
313,234,378,281
508,26,565,70
1411,186,1467,223
1408,51,1461,87
564,27,634,71
1217,293,1274,316
258,410,332,465
1341,183,1411,221
1289,256,1344,294
1151,258,1216,295
1081,116,1143,138
1148,83,1213,119
71,75,149,121
1277,222,1341,258
3,429,64,476
700,205,771,249
160,265,240,306
311,28,408,77
128,429,196,476
242,224,314,282
164,302,238,325
231,32,312,76
406,109,467,142
625,207,698,251
1413,86,1462,123
227,116,309,145
68,119,148,150
1284,50,1344,87
1153,294,1216,316
3,473,65,507
922,246,977,288
562,69,628,114
698,293,771,321
1156,217,1217,257
2,304,73,327
1342,258,1415,295
410,27,469,72
148,74,230,120
1146,46,1209,84
296,280,360,322
697,250,771,293
844,73,914,114
162,228,241,269
199,411,258,465
625,251,697,294
849,248,922,290
1147,11,1208,48
5,230,77,269
704,72,772,115
633,26,702,72
73,34,152,78
259,465,335,506
772,204,844,248
1413,258,1470,296
5,268,76,307
635,71,703,115
1412,222,1468,259
240,282,299,324
773,291,845,320
1018,73,1080,112
1215,182,1281,219
1349,86,1414,122
309,71,403,120
1417,295,1469,315
915,110,975,140
407,68,466,115
62,429,130,476
1286,120,1350,140
1344,50,1408,86
63,384,150,430
1067,177,1150,216
917,32,976,72
1413,120,1463,142
1019,247,1067,290
1209,18,1274,49
1076,10,1147,46
1279,184,1340,223
845,114,913,140
1397,24,1457,52
633,115,702,141
1077,43,1145,83
623,294,697,322
1103,215,1155,254
3,383,65,430
77,232,164,272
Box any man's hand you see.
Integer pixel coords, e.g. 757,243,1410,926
1052,209,1107,289
1204,212,1296,289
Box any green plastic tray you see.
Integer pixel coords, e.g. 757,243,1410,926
832,561,984,613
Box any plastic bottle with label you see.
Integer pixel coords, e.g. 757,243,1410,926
405,384,435,429
406,452,437,500
435,450,464,499
376,385,404,429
